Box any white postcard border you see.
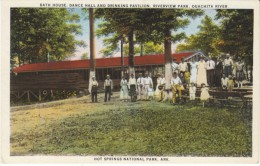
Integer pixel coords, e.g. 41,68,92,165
1,0,259,164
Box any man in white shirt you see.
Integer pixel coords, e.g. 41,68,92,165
104,75,113,102
137,73,144,100
90,76,98,103
171,72,184,104
128,73,137,102
172,58,179,74
206,57,215,87
178,58,188,76
143,73,153,100
223,54,233,77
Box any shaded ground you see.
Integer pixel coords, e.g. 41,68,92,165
10,92,252,156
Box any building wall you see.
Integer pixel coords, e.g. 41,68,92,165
11,64,166,92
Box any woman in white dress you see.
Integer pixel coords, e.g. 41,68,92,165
120,76,129,101
189,59,198,84
196,57,208,87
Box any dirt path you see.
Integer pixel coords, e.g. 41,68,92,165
11,91,122,112
10,92,167,154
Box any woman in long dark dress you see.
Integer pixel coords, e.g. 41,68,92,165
215,58,223,88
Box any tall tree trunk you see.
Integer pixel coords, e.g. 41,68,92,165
121,37,124,78
164,29,173,91
128,29,135,77
88,8,96,93
18,54,21,66
140,43,144,56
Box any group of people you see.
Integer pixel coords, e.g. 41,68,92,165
120,72,154,102
89,74,113,103
171,54,246,90
154,71,209,104
119,70,210,104
89,54,246,104
89,73,154,103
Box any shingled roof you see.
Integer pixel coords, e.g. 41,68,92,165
13,52,204,73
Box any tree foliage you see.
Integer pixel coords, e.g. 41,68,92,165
121,42,164,56
11,8,85,66
81,53,89,60
95,9,141,67
95,9,203,57
215,9,253,64
176,15,221,56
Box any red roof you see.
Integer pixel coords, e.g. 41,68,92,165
13,52,196,73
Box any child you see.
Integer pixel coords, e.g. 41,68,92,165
189,82,196,101
221,74,228,90
200,83,210,107
227,75,234,92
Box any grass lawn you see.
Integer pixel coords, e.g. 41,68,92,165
10,96,252,156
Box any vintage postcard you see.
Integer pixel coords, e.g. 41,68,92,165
1,0,259,164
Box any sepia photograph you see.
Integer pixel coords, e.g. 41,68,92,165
1,0,259,164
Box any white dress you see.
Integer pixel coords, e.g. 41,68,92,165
200,87,210,101
197,60,208,87
189,86,196,100
120,79,129,100
190,62,198,84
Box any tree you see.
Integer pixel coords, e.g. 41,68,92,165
96,9,148,76
215,10,253,59
215,9,253,81
122,42,164,56
88,8,96,93
176,15,221,56
10,8,85,66
96,9,203,83
143,42,164,55
175,34,199,52
81,53,89,59
142,9,204,90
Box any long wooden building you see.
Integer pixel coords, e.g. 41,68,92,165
11,51,206,101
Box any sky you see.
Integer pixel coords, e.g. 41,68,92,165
68,9,218,60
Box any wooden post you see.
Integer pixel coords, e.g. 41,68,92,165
51,90,54,98
38,90,42,101
27,90,30,102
